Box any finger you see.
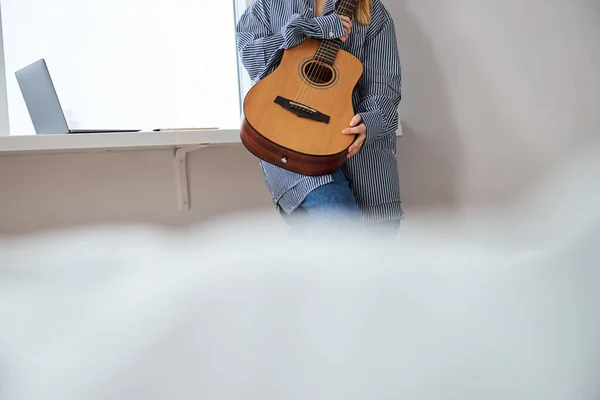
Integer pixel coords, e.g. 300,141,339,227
349,114,362,126
343,124,366,134
342,126,365,135
347,140,365,158
347,146,359,156
348,134,366,152
341,17,352,29
342,119,366,134
340,35,347,42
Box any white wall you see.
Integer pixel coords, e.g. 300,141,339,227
0,144,274,235
388,0,600,210
1,0,599,235
1,0,241,135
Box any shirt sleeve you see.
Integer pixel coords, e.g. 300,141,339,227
236,0,345,82
355,11,402,145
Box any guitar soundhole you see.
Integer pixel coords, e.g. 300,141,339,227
302,60,336,87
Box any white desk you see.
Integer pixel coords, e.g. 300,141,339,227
0,122,403,155
0,129,241,155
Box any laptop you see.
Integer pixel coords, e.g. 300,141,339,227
15,58,140,134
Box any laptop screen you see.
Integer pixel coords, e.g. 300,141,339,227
15,59,70,135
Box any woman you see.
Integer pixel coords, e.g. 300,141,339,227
236,0,403,234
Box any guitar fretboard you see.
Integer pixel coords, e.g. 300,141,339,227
314,0,358,65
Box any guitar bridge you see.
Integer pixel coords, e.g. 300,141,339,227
274,96,330,124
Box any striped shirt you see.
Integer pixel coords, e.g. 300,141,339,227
236,0,403,223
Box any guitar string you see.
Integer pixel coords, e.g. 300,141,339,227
293,0,356,109
309,1,354,90
301,1,356,108
296,2,354,106
293,48,326,107
292,1,326,106
309,1,355,95
294,0,355,106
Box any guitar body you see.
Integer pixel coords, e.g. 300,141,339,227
241,39,363,176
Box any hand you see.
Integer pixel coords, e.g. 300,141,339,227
342,114,367,158
339,15,352,42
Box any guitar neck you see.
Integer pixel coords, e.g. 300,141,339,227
336,0,358,18
314,0,358,65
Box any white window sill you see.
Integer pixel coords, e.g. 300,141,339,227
0,123,403,155
0,129,242,155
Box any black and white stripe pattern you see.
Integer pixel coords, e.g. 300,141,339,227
237,0,403,223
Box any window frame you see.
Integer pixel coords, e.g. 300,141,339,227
0,4,9,136
233,0,253,118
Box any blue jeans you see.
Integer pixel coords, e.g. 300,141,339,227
280,169,361,234
279,169,401,236
299,169,360,215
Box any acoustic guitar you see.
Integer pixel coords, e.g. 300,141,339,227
240,0,363,176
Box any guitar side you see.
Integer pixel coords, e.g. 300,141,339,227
241,39,363,176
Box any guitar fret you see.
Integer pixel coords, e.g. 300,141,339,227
337,0,356,17
313,0,357,65
319,44,340,53
321,41,341,50
316,51,339,63
317,45,337,52
318,42,341,51
337,5,355,16
316,54,336,63
317,49,339,59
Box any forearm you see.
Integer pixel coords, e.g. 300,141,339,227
237,8,345,82
281,13,345,47
238,33,286,82
357,87,401,144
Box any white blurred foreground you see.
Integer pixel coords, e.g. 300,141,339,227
1,138,599,399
